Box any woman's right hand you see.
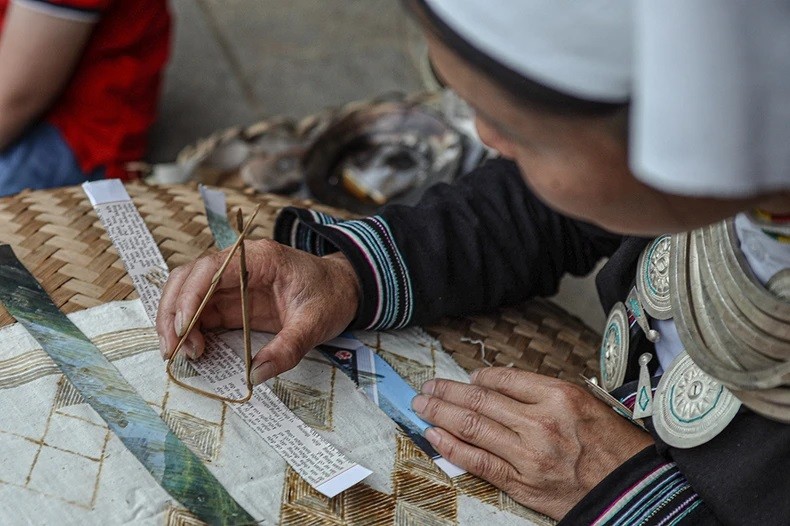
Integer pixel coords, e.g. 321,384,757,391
155,239,361,385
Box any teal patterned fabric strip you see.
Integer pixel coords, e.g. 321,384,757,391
200,185,239,250
207,208,239,250
0,245,255,525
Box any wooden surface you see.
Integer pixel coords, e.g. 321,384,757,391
0,182,601,382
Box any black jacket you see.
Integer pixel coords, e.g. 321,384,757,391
275,159,789,525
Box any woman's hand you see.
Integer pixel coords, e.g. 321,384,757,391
412,367,654,520
156,240,360,384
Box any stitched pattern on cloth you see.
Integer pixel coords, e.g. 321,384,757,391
277,433,556,526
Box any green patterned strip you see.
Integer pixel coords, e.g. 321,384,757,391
0,245,255,525
200,185,241,250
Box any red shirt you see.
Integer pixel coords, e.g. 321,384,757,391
0,0,171,180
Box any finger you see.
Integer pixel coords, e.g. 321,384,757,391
424,427,517,492
181,328,206,360
173,251,241,340
249,321,315,384
469,367,560,404
412,394,521,461
421,379,530,428
157,263,194,359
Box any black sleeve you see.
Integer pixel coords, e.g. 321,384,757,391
654,410,790,526
274,158,622,330
559,445,721,525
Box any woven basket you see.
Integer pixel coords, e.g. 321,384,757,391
0,182,600,383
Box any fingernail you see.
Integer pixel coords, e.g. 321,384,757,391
159,336,168,360
421,380,435,395
175,311,186,337
412,394,428,413
425,427,441,446
182,340,196,360
470,369,481,383
250,362,274,385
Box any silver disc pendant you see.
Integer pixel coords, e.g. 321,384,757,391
627,288,660,342
636,235,674,320
600,302,629,392
767,269,790,301
653,352,741,449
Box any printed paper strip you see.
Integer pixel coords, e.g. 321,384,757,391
199,186,465,477
84,180,371,497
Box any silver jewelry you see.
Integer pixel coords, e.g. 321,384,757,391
653,351,741,449
767,269,790,300
626,288,660,342
673,231,790,389
600,302,629,392
632,353,654,419
668,221,790,424
582,376,646,430
694,230,781,370
636,235,673,320
730,387,790,424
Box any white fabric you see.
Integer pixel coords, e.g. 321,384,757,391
426,0,790,198
735,213,790,285
0,300,542,525
631,0,790,197
423,0,632,102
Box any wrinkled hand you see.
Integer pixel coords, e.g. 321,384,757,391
412,368,653,520
156,240,360,385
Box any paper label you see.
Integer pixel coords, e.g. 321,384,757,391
82,181,371,497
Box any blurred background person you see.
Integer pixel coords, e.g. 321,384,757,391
0,0,170,197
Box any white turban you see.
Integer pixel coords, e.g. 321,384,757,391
631,0,790,198
420,0,790,198
423,0,632,103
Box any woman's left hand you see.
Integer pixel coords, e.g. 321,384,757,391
412,367,653,520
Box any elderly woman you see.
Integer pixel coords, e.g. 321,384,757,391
157,1,790,524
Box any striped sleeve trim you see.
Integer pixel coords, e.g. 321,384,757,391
324,217,413,330
287,210,340,256
274,207,414,331
592,462,701,526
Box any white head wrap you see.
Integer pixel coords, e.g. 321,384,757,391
631,0,790,198
422,0,790,198
422,0,633,103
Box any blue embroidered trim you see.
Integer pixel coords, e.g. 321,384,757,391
280,209,414,331
325,217,413,330
593,463,701,526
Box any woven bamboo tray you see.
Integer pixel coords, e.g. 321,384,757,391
0,182,601,383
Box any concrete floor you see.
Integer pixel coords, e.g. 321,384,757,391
147,0,605,331
148,0,424,161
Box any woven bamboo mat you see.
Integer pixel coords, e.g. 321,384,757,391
0,182,600,382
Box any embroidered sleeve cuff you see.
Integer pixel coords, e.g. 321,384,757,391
559,446,706,526
274,207,414,331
